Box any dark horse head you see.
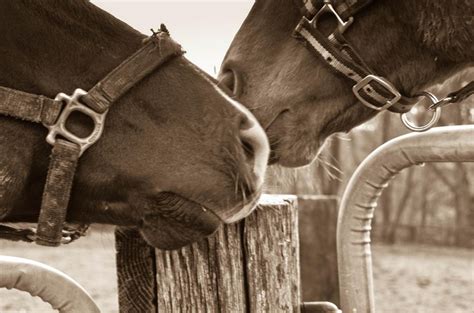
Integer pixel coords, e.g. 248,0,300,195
220,0,473,167
0,1,269,249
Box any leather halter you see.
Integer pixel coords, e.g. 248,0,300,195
293,0,474,130
0,27,184,246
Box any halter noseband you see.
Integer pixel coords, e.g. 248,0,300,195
0,27,184,246
293,0,474,131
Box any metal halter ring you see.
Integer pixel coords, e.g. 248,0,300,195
400,92,442,132
45,89,108,156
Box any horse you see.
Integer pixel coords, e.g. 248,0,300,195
0,0,269,250
219,0,473,167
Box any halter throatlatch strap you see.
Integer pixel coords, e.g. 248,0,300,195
0,30,184,246
294,0,417,113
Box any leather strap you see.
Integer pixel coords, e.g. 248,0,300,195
295,18,415,113
0,87,62,125
0,223,89,244
82,32,183,113
448,81,474,104
0,225,36,243
294,0,416,113
36,139,81,246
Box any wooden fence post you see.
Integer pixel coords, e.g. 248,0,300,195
298,195,340,306
115,227,157,313
116,195,301,313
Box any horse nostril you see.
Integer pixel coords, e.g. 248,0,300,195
219,71,235,94
219,68,242,97
241,138,255,162
239,114,257,161
239,113,254,130
238,114,269,188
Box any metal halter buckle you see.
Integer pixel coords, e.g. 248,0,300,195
45,89,108,156
401,92,442,132
352,75,402,111
311,2,354,34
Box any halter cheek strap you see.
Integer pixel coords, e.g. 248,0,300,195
0,28,184,246
294,0,416,113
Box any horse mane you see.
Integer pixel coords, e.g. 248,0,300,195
414,0,474,62
14,0,141,44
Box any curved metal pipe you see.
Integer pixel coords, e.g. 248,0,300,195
337,125,474,313
0,256,100,313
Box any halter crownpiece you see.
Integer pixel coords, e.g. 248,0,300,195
0,28,184,246
293,0,474,132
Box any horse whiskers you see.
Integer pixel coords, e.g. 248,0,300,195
323,152,342,172
241,184,247,205
267,134,283,144
234,172,240,197
221,145,240,176
331,133,351,141
316,155,342,181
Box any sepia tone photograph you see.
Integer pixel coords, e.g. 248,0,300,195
0,0,473,312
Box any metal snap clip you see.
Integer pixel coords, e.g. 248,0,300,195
311,2,354,34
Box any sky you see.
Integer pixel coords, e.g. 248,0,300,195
92,1,254,76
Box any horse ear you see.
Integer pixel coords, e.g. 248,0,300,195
159,23,169,35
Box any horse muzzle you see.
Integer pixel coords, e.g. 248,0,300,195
139,193,221,250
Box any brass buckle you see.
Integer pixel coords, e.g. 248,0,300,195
44,89,108,156
311,2,354,34
352,75,402,111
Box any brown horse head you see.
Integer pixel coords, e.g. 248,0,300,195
220,0,473,167
0,1,269,249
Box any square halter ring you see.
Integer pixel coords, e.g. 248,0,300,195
44,89,108,156
352,75,402,111
310,1,354,34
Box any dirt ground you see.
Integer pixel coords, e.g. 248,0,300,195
372,244,473,313
0,228,472,313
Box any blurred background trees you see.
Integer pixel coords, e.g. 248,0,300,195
265,68,474,248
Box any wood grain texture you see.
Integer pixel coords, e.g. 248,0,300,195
153,195,300,312
244,195,301,312
154,223,245,312
298,196,339,306
115,227,157,313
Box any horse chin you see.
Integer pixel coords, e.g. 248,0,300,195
276,142,323,167
139,193,221,250
265,110,324,168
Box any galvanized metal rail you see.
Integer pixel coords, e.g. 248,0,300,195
0,255,100,313
337,125,474,313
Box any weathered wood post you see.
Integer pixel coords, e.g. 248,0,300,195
116,195,300,313
298,195,339,306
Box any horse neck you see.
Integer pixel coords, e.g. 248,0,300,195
360,0,473,94
0,0,144,97
403,0,474,63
